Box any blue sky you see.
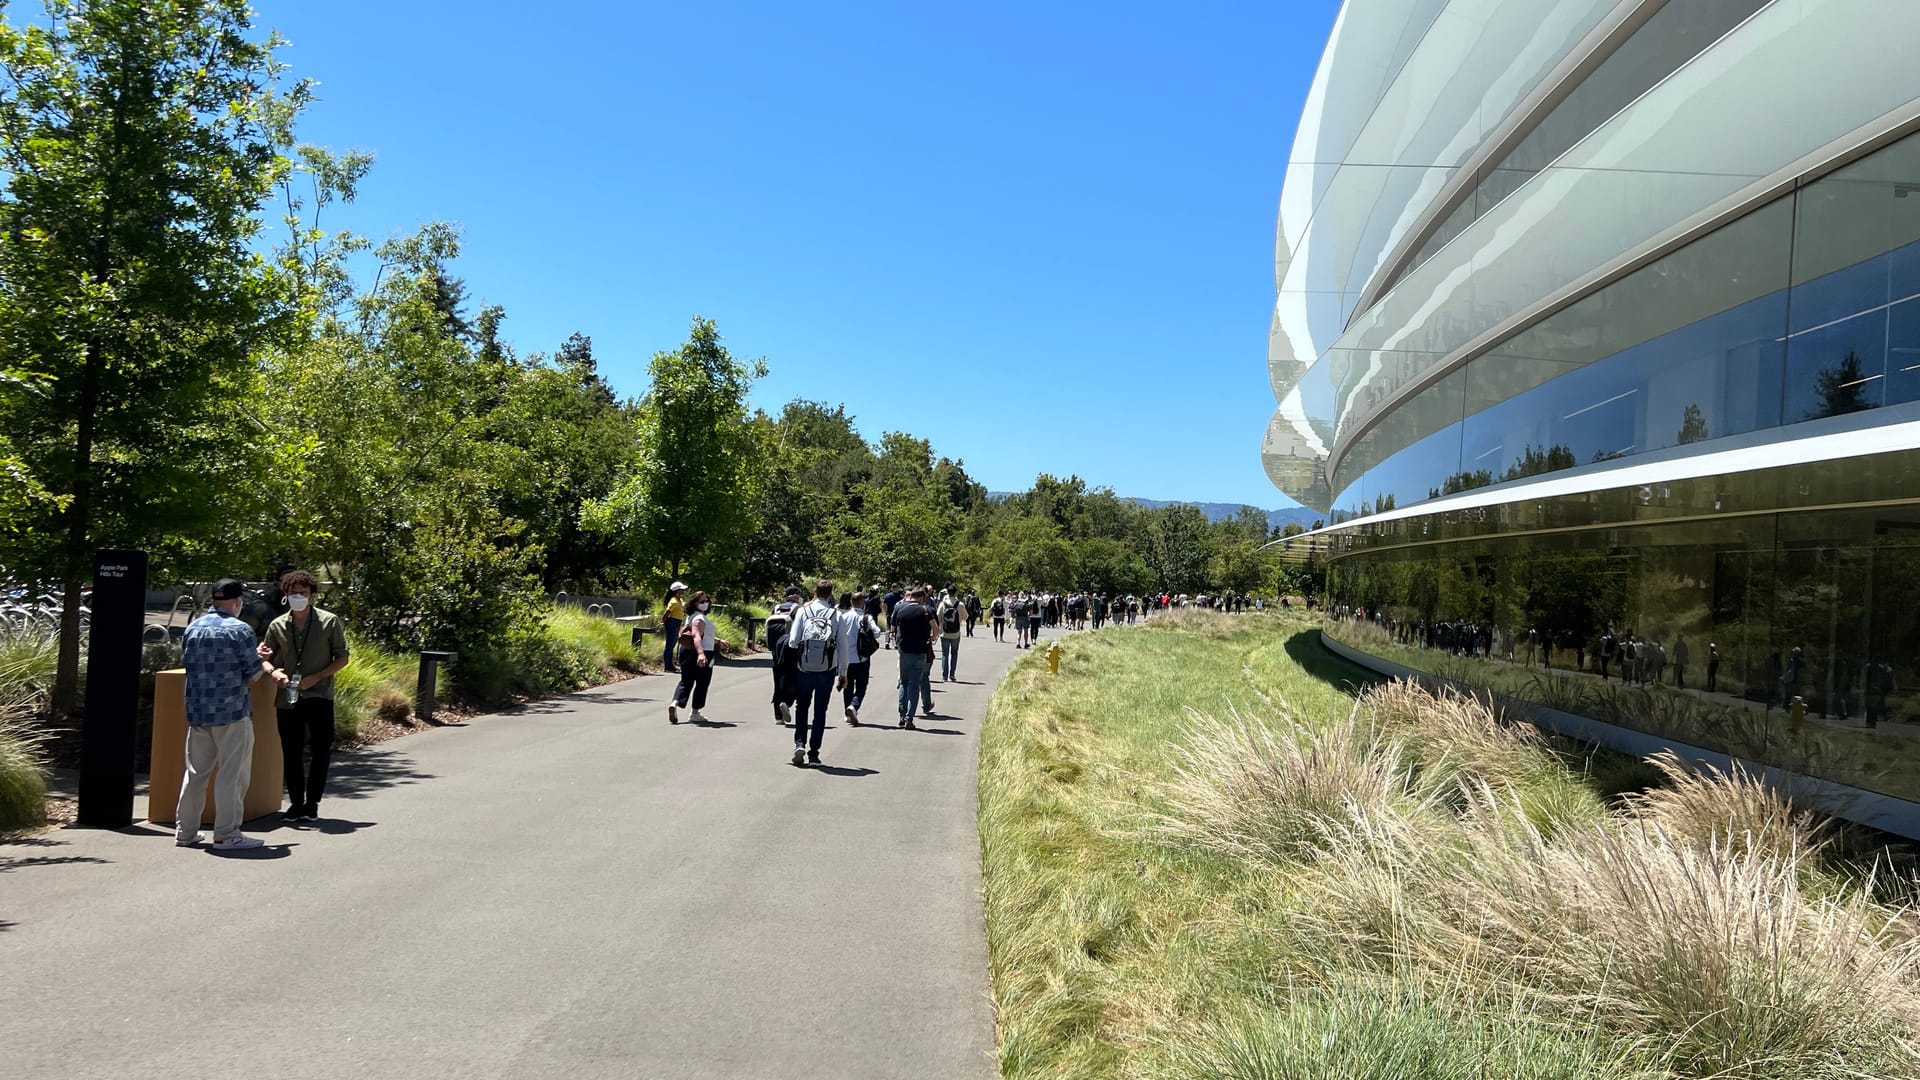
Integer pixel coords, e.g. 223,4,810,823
265,0,1338,508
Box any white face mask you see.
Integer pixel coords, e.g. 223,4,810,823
698,602,711,613
288,594,310,612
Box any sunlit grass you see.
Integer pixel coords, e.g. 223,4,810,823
979,610,1920,1079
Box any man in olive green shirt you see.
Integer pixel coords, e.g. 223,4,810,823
260,568,351,822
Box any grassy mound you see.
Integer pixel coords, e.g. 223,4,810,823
979,610,1920,1080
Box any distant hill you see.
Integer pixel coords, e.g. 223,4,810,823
987,493,1320,533
1121,497,1320,532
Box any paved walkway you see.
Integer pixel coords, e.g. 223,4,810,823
2,627,1038,1079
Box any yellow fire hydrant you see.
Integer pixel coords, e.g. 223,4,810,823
1046,640,1061,675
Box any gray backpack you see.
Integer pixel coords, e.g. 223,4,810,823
795,603,837,673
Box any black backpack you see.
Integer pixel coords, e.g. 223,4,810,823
940,603,960,634
856,618,880,659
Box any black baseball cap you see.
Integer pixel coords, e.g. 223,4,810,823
784,586,802,598
211,578,246,601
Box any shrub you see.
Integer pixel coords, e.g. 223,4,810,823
1154,705,1437,864
332,635,416,741
0,684,49,831
546,605,638,672
1624,749,1827,864
1165,978,1658,1080
0,624,59,698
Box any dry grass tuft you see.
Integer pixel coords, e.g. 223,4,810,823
1625,749,1828,863
1154,704,1436,864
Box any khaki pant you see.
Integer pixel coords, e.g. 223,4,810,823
175,721,255,841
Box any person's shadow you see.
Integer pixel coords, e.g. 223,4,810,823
205,843,294,859
808,765,878,778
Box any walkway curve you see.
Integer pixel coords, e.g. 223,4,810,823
1,627,1038,1079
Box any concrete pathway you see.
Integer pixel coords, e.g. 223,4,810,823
2,627,1039,1079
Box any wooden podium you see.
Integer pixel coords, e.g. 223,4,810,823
147,671,285,826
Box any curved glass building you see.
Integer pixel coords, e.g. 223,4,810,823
1268,0,1920,835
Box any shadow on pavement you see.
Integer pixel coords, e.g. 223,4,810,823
0,836,110,872
326,749,437,802
805,765,878,777
206,843,294,860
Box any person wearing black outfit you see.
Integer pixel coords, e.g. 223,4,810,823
260,569,351,823
964,590,981,637
881,585,903,649
892,586,936,728
765,587,801,725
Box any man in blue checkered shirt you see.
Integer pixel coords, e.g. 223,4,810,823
176,578,288,851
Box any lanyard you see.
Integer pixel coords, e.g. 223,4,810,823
289,614,312,678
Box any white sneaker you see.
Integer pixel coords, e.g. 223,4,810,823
210,835,264,851
668,703,679,724
778,703,792,725
690,710,707,723
176,832,206,847
844,704,858,725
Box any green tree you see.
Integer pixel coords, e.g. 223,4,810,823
0,0,308,714
1676,402,1710,445
1074,536,1151,595
1811,352,1873,420
587,317,764,585
815,478,958,587
1143,504,1212,593
1211,539,1266,596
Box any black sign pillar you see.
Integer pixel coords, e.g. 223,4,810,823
77,549,147,829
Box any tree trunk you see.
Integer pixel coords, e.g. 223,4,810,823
52,54,128,719
51,343,100,719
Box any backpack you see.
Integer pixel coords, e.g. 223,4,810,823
940,602,960,634
795,602,837,673
765,604,794,666
856,617,880,659
990,598,1004,616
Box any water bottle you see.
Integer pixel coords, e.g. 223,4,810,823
286,671,301,706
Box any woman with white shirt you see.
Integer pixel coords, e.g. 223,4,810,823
668,590,729,724
836,591,882,725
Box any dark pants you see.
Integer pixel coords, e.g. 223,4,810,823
277,697,336,813
772,661,798,717
843,661,870,712
795,669,834,752
965,614,976,637
992,617,1005,640
674,647,712,709
661,617,682,671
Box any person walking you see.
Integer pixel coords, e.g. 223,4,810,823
667,591,727,724
177,578,282,851
990,592,1008,641
1011,591,1030,649
881,584,903,648
765,586,801,725
892,586,936,728
787,580,842,765
1025,592,1043,647
260,568,350,823
937,588,964,682
964,590,981,638
837,591,881,725
661,581,688,673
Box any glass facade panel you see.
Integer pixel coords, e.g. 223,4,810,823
1324,503,1920,811
1336,131,1920,517
1373,0,1772,303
